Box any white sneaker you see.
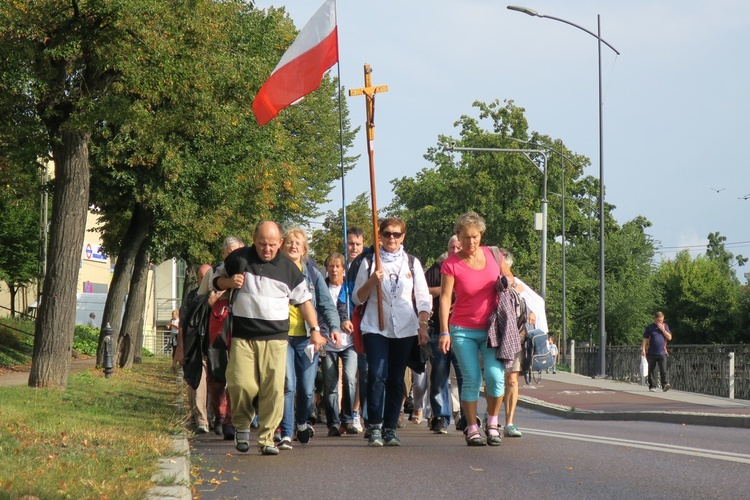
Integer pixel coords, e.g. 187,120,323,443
352,412,363,432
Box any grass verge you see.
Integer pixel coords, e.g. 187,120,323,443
0,357,184,499
0,317,34,368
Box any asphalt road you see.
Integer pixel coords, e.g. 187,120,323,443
189,405,750,499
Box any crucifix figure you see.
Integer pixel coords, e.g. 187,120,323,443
349,64,388,330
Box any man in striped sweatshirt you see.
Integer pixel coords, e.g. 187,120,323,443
215,221,332,456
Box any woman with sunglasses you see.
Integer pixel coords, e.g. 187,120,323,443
352,217,432,447
438,211,505,447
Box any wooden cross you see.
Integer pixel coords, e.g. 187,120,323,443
349,64,388,330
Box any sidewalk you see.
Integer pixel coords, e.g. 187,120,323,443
518,370,750,428
0,356,98,387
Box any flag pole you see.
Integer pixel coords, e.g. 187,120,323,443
333,7,351,314
349,64,388,330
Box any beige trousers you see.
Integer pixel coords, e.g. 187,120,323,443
227,338,287,447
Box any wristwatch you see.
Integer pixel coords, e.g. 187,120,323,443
310,326,321,332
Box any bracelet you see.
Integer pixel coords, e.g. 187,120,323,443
419,321,429,326
439,332,450,337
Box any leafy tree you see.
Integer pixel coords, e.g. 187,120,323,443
653,250,742,344
310,193,372,265
387,99,662,349
0,0,358,387
565,216,659,345
706,231,747,271
84,4,356,364
0,157,40,317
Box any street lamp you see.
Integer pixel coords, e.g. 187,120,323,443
508,5,619,376
447,144,548,299
508,138,576,362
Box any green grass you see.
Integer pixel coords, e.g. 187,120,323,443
0,317,34,367
0,357,184,499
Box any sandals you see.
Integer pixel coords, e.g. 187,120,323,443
464,428,487,446
485,424,502,446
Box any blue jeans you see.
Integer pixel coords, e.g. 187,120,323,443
450,326,505,400
428,337,462,422
357,351,368,422
323,346,358,427
363,334,416,428
280,336,319,439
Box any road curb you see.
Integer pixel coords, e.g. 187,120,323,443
146,437,192,500
518,395,750,429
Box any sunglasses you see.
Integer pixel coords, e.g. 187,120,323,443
380,231,404,239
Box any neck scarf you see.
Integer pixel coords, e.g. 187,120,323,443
380,245,404,264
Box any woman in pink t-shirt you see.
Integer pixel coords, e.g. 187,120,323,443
438,212,505,447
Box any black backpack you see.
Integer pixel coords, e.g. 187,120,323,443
180,290,210,390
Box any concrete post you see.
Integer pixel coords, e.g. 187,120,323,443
570,340,575,375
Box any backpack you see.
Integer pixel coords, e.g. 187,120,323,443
179,290,210,390
524,328,553,373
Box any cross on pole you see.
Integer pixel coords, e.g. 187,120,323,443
349,64,388,330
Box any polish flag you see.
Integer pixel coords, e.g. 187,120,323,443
252,0,339,126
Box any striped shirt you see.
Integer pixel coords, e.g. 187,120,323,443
220,246,312,341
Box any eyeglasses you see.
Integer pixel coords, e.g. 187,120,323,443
380,231,403,239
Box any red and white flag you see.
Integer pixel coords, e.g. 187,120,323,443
252,0,339,126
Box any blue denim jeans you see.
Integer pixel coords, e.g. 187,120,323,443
428,337,462,422
357,351,368,422
322,346,358,427
363,334,416,428
280,336,319,439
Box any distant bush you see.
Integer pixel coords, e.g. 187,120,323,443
73,325,99,356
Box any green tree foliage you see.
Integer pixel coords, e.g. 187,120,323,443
1,1,355,387
310,193,372,265
706,231,748,271
388,99,662,347
0,157,40,316
565,216,660,345
654,246,744,345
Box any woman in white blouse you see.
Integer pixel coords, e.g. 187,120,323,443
353,217,431,447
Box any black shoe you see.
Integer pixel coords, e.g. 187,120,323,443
434,417,448,434
213,417,224,436
223,424,235,441
328,426,341,437
383,428,401,446
297,422,313,444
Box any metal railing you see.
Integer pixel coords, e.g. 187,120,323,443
572,343,750,400
142,329,173,356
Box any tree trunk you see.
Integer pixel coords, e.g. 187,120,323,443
28,131,91,388
118,239,150,369
96,203,152,364
9,284,17,317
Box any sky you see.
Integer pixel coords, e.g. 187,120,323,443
254,0,750,282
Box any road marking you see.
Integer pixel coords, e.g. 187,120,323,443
557,390,616,395
523,428,750,464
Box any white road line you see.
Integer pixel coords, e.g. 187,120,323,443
523,428,750,464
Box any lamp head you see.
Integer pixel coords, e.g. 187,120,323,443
507,5,539,16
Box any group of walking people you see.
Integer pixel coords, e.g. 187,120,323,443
176,211,549,455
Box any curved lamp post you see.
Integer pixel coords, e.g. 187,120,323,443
507,5,619,376
447,144,548,299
